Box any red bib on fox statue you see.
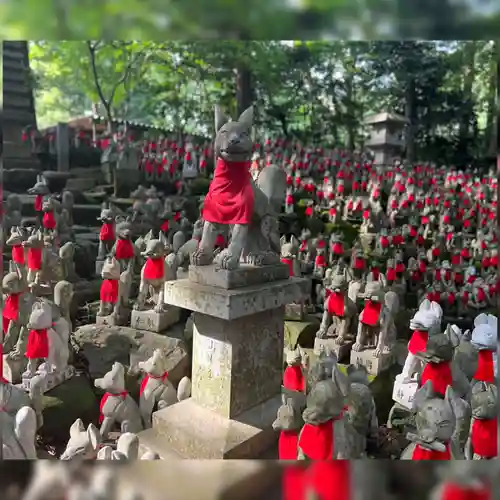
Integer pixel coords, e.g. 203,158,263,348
202,158,254,225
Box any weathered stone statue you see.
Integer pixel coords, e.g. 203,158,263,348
190,105,255,269
401,382,458,460
272,393,305,460
97,256,133,326
60,418,102,460
465,382,497,460
94,361,143,439
138,348,191,428
297,367,355,459
1,405,37,459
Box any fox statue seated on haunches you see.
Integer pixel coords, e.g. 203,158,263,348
191,105,286,270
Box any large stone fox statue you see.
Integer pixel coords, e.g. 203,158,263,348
191,105,286,270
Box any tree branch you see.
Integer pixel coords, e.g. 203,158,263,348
87,40,111,124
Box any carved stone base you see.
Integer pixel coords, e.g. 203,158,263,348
188,263,290,290
137,394,281,459
21,365,75,394
349,348,393,376
96,308,132,327
314,338,353,363
95,260,105,277
130,308,180,333
392,374,418,411
284,303,306,321
2,354,25,384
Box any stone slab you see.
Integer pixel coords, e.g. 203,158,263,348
191,308,284,419
116,460,281,500
21,365,75,394
164,278,308,321
314,337,353,363
131,307,180,333
147,394,281,459
96,309,131,327
350,348,394,376
392,374,418,411
188,263,290,290
72,323,189,385
284,302,306,321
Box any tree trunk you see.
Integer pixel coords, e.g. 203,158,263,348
459,41,477,141
485,41,499,156
345,71,356,151
236,65,253,116
404,77,416,162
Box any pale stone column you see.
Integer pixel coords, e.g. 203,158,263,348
139,263,308,459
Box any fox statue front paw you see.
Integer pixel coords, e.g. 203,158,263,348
215,249,240,270
190,248,214,266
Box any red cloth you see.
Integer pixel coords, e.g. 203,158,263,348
43,211,57,230
331,242,343,255
283,365,305,392
421,361,453,396
441,483,491,500
34,195,43,212
11,245,25,265
387,268,396,281
144,257,165,280
411,443,451,460
461,248,471,259
481,257,491,268
474,350,495,383
327,292,345,317
281,258,294,277
286,194,294,205
100,223,115,241
354,257,365,270
299,420,334,460
432,247,441,258
278,430,299,460
315,255,326,267
282,467,306,500
161,220,169,232
379,236,389,248
305,206,313,217
100,279,119,303
215,234,226,248
26,328,49,359
471,418,497,458
307,462,351,500
395,262,405,273
3,293,20,334
27,247,42,271
99,391,128,423
408,330,428,355
361,301,382,326
139,372,168,396
202,158,254,225
115,239,135,259
371,267,380,280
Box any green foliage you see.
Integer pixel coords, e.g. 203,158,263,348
189,177,211,196
28,40,498,165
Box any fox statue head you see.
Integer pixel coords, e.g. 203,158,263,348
214,105,254,163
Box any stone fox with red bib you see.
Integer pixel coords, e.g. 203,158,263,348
191,105,255,270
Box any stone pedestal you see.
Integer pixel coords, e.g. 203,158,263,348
139,264,307,459
350,348,393,376
2,354,25,384
314,337,353,363
96,309,132,327
392,374,418,411
95,260,105,277
130,307,180,333
21,365,75,394
285,302,306,321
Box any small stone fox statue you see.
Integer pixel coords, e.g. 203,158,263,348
346,364,378,457
272,393,306,460
306,346,339,393
94,362,143,439
401,381,458,460
297,366,354,459
465,382,498,460
283,348,306,393
97,202,117,260
191,105,254,270
138,348,192,428
60,418,102,460
98,256,133,321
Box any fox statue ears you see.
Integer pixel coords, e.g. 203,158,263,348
214,105,254,132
